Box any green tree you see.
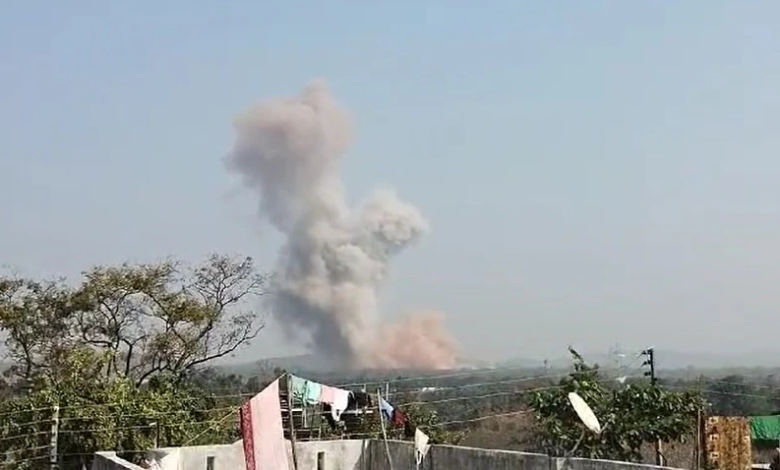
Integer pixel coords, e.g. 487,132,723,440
0,254,269,468
0,374,242,469
528,348,705,462
702,374,773,416
0,254,270,388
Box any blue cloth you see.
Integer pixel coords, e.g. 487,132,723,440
304,381,322,405
379,398,394,422
290,375,308,404
289,375,323,405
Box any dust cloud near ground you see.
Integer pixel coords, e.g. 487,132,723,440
224,79,458,370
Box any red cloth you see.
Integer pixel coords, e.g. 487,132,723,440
392,408,408,428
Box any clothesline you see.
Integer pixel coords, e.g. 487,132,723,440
239,374,431,470
287,373,407,427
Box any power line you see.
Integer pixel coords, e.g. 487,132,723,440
0,375,773,432
57,419,235,435
0,382,766,434
397,384,565,407
0,392,251,420
0,367,619,421
336,361,596,388
0,365,772,421
423,410,528,429
394,372,654,408
0,369,775,453
390,364,652,396
57,405,237,423
394,370,597,395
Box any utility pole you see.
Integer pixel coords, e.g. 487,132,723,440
642,347,656,386
642,348,663,466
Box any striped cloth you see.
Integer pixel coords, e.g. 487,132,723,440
239,379,290,470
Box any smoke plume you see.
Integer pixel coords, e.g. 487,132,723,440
225,79,457,370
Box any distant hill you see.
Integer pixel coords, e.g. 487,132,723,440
212,354,330,377
213,354,498,378
499,349,780,373
212,349,780,379
651,350,780,370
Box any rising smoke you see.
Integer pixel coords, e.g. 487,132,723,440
224,79,457,370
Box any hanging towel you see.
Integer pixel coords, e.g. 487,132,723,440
304,381,322,405
415,428,431,468
289,375,308,405
331,388,352,421
320,385,337,404
289,375,323,405
239,379,290,470
379,397,394,422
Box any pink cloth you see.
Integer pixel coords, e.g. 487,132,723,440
319,385,337,404
240,379,289,470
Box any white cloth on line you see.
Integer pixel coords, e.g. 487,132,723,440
330,388,351,421
415,428,431,468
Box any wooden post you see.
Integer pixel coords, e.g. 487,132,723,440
377,389,394,470
317,451,325,470
287,375,299,470
49,404,59,470
696,375,703,469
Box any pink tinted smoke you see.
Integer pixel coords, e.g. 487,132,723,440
368,310,458,370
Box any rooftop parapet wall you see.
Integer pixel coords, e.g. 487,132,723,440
91,439,690,470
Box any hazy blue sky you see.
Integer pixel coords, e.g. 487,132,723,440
2,1,780,363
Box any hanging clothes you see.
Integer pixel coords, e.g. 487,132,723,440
415,428,431,469
392,407,408,428
316,384,351,421
351,391,372,408
378,397,407,428
320,385,337,404
289,375,308,404
379,397,394,423
304,381,322,405
289,375,322,405
331,388,352,421
239,379,289,470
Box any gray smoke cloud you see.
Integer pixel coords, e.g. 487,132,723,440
224,79,457,369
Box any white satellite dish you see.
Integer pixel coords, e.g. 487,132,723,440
568,392,602,434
